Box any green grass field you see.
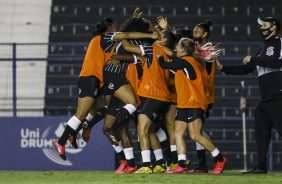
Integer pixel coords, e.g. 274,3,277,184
0,170,281,184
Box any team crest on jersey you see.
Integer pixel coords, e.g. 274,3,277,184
152,112,157,120
108,83,114,90
266,46,274,56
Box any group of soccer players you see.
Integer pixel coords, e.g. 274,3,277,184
53,8,228,174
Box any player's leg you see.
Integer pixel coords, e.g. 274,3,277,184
133,114,154,174
103,76,138,145
53,76,98,160
190,103,213,173
189,131,210,173
152,105,171,173
118,120,137,173
187,109,227,174
134,98,167,174
110,84,138,131
165,119,188,174
82,95,108,142
150,129,167,173
164,104,179,170
70,95,105,146
155,126,171,168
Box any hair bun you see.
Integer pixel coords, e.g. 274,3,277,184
96,23,102,30
205,19,213,26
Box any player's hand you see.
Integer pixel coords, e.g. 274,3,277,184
216,59,223,70
157,16,168,30
243,55,251,65
211,55,217,61
107,58,121,66
133,7,142,18
151,32,160,40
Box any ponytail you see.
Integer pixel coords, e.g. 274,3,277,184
93,18,115,37
197,19,213,39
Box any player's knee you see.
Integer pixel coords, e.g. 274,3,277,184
174,131,183,140
189,133,199,142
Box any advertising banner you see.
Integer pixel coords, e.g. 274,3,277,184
0,117,115,170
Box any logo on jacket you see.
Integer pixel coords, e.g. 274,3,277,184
108,83,114,90
266,46,274,56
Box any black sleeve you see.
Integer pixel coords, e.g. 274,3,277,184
250,57,282,68
159,56,196,79
221,62,256,75
250,43,282,68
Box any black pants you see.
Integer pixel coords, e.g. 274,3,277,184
254,98,282,165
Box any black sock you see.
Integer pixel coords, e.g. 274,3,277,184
88,106,108,129
111,108,131,132
73,123,83,137
214,153,223,162
118,150,126,161
160,139,171,163
58,125,76,145
171,151,178,164
178,160,187,168
127,158,136,167
143,162,151,167
197,149,207,166
156,159,165,165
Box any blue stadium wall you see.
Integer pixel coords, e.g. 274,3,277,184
0,117,114,170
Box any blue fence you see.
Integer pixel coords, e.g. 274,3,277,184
0,42,87,117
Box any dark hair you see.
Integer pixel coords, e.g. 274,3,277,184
174,28,192,42
196,19,213,39
163,31,177,49
93,18,115,37
119,17,150,33
119,17,154,44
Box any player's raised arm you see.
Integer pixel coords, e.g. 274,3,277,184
121,39,143,55
113,31,159,41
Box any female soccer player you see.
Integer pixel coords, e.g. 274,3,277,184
53,17,158,161
158,38,227,174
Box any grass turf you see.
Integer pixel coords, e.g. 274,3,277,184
0,170,281,184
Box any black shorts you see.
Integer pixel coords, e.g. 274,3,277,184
175,108,205,123
103,71,129,95
100,85,112,96
106,96,124,117
78,76,100,99
137,97,170,122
